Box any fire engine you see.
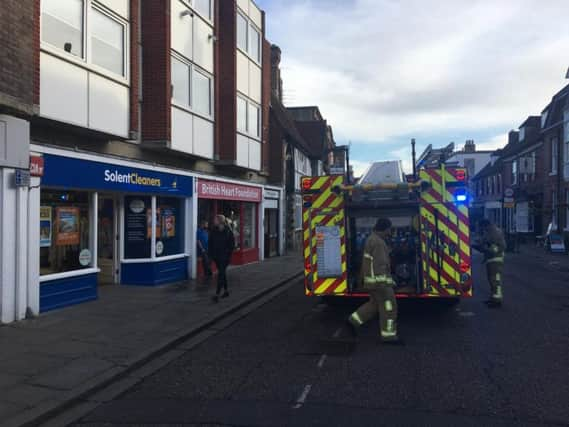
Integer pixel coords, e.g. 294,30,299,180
301,163,472,301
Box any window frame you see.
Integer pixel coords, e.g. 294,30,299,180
236,9,262,66
40,0,130,83
171,53,214,121
236,95,262,140
551,138,558,175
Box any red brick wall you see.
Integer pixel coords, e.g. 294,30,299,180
0,0,36,115
261,37,271,173
216,0,237,161
33,0,40,108
141,0,171,143
130,0,140,137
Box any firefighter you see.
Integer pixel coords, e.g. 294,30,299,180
347,218,402,344
479,219,506,307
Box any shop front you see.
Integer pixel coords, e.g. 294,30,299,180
263,188,281,258
197,179,261,270
38,151,194,312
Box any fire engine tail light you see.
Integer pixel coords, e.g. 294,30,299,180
302,178,312,191
456,170,466,181
460,261,470,273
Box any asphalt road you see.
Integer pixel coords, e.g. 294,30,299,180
72,251,569,427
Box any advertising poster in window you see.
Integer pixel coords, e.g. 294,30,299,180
147,208,161,239
125,197,151,259
40,206,52,248
55,207,80,246
161,207,176,238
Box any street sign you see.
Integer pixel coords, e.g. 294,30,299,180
15,169,30,187
504,188,514,198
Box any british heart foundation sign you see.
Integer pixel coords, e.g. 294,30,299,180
198,179,262,203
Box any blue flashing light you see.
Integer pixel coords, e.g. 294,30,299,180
454,189,468,203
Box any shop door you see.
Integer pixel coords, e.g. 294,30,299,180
264,209,279,258
98,195,118,285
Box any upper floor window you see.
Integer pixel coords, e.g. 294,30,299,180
42,0,84,58
249,26,261,62
519,127,526,142
551,138,558,175
237,96,261,138
194,0,212,20
564,110,569,164
497,174,502,194
91,8,125,76
41,0,127,78
512,161,518,185
236,12,261,64
171,55,213,118
541,110,549,128
237,13,248,51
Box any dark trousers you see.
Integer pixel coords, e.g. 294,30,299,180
201,253,212,276
214,260,228,295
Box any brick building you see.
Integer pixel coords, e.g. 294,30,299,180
0,0,37,323
0,0,292,322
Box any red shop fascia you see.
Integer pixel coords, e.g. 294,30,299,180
197,179,262,266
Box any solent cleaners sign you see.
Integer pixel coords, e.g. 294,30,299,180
198,179,262,202
42,154,193,196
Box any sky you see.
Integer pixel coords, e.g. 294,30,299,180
256,0,569,176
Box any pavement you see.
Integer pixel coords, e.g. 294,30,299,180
68,250,569,427
0,254,302,427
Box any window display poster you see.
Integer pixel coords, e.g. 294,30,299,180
161,207,176,238
55,207,80,246
40,206,52,247
147,208,161,239
125,197,151,259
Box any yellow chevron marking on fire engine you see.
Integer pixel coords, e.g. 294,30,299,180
311,176,328,190
315,278,335,294
334,282,348,294
420,208,460,284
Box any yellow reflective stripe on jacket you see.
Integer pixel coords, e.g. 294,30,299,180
486,256,504,264
363,275,394,285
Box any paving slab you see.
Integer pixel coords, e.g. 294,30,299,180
0,254,301,427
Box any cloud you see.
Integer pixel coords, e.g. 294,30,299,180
264,0,569,147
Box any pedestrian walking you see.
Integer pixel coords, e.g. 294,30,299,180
208,214,235,302
347,218,402,344
197,219,212,278
478,219,506,308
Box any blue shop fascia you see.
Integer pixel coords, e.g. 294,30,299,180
36,148,195,312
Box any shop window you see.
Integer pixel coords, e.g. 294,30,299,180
124,196,152,259
221,201,241,251
40,190,92,275
156,197,185,257
242,203,257,249
42,0,84,58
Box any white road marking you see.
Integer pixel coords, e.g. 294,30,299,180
317,354,327,369
293,384,312,409
459,311,475,317
333,327,342,338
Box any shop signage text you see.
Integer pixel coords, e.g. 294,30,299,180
198,179,262,202
264,189,280,199
30,155,45,177
42,154,193,197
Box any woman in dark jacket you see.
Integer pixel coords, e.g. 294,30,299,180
208,215,235,302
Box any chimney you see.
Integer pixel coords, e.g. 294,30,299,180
464,139,476,153
271,44,283,102
508,130,519,145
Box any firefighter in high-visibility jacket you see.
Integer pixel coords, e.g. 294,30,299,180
347,218,402,344
479,219,506,307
